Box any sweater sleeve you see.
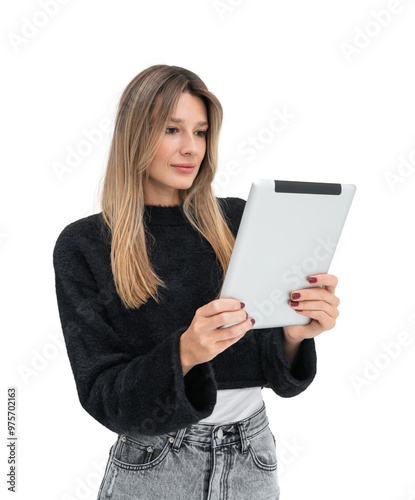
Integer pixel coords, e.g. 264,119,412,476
255,327,317,397
52,224,218,437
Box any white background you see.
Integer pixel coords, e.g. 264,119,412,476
2,0,415,498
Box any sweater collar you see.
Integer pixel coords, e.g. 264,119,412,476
143,203,188,225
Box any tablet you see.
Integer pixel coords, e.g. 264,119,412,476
218,179,356,329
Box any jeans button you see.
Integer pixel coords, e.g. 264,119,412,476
217,427,223,439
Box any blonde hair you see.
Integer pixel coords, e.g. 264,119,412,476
97,64,236,310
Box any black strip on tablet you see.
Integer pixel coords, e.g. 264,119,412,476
274,180,342,195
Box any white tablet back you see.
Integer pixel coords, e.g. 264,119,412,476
219,179,356,329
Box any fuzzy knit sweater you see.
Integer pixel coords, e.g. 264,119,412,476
52,197,317,437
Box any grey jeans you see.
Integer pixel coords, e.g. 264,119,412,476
97,401,280,499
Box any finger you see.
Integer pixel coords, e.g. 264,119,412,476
289,299,339,319
307,273,338,294
202,297,245,318
215,316,253,341
292,309,337,333
213,309,251,330
290,289,340,308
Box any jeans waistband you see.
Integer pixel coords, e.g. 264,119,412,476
165,401,269,453
117,402,269,456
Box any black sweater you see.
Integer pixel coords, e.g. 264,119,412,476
52,197,317,437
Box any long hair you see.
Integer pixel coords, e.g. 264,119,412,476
97,64,236,310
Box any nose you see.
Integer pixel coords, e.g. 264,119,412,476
180,131,199,156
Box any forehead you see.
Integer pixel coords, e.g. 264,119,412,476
171,92,207,118
152,92,207,120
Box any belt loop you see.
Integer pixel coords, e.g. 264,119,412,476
237,421,249,454
171,427,186,452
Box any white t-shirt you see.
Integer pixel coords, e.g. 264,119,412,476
197,387,264,424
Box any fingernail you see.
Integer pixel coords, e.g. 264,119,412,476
308,277,317,283
250,318,256,326
290,301,299,307
240,302,245,308
291,293,301,300
246,311,249,319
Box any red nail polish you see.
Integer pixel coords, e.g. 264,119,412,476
290,301,299,307
308,277,317,283
240,302,245,308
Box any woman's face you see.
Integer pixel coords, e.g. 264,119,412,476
144,92,208,206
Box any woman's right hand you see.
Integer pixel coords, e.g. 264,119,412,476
179,298,255,375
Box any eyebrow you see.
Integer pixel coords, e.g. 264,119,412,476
169,117,208,127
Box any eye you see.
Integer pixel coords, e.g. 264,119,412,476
166,127,178,134
196,130,208,137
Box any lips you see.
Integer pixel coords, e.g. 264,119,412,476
171,163,196,168
171,163,196,174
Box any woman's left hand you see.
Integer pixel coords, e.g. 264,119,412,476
283,273,340,342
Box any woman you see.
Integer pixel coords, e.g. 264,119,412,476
53,64,340,499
